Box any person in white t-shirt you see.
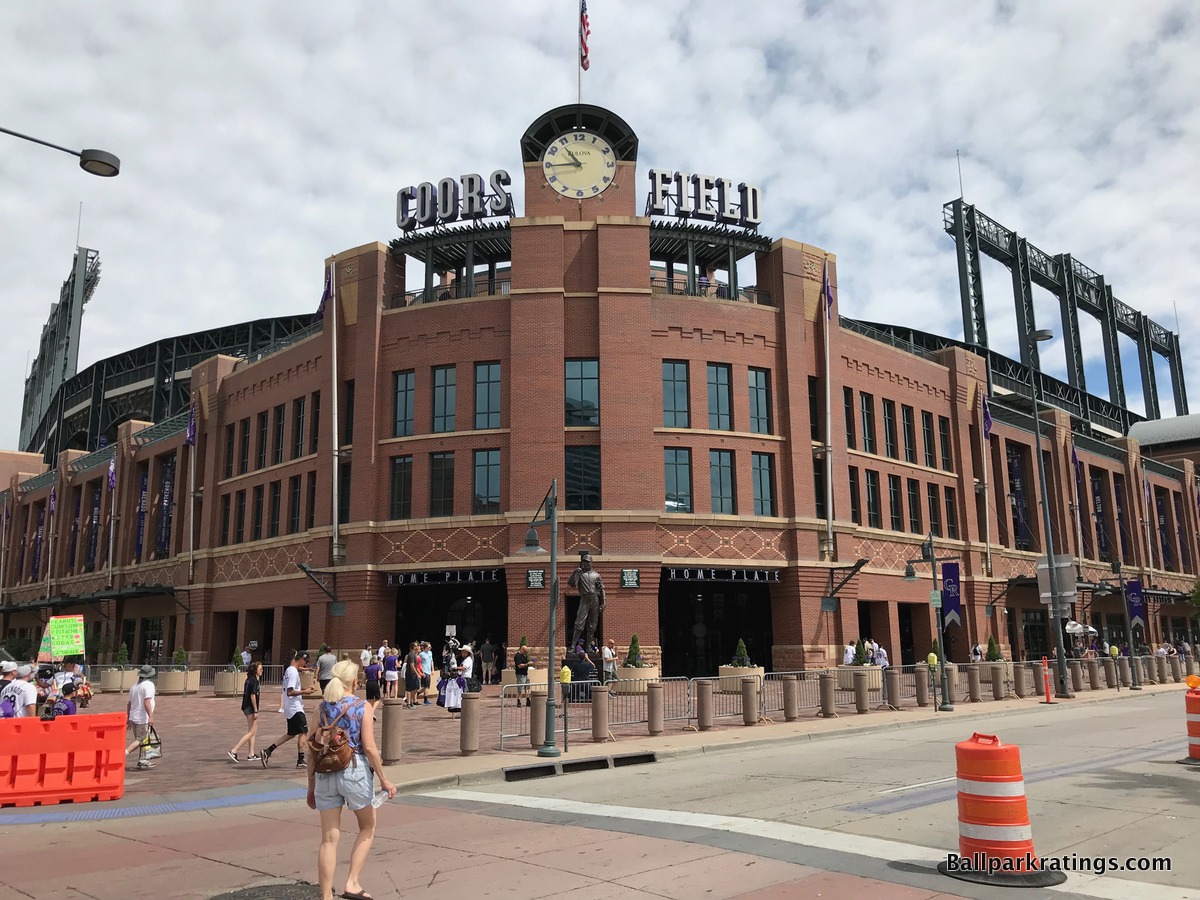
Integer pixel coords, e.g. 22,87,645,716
360,645,373,668
601,639,618,685
1,665,38,717
241,646,253,669
843,642,855,666
124,665,158,769
261,651,317,769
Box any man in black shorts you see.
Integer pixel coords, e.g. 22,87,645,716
261,651,316,769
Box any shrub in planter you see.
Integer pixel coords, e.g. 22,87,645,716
116,643,130,669
730,638,753,668
719,638,764,692
986,635,1001,662
615,633,659,694
173,647,188,670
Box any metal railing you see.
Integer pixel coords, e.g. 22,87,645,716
394,279,512,308
649,276,771,306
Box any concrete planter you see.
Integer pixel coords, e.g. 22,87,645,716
300,669,316,692
613,666,660,693
214,670,247,698
157,669,201,695
501,667,550,693
717,665,764,693
100,669,138,693
836,665,882,690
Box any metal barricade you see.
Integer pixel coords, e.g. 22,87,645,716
498,684,533,751
687,674,762,726
761,670,822,715
605,676,689,727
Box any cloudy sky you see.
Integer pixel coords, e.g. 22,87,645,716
1,1,1197,450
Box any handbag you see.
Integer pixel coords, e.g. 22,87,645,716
436,677,448,708
142,725,163,760
308,700,359,774
467,677,482,693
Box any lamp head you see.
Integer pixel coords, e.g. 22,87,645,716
79,148,120,177
902,563,918,582
1032,328,1054,343
517,525,546,556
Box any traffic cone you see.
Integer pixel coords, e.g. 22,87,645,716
1178,674,1200,767
938,732,1066,887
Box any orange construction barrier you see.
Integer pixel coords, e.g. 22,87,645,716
1179,674,1200,767
938,732,1065,887
0,712,126,808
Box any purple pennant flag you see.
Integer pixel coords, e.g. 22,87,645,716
982,394,992,440
314,264,332,323
107,457,117,491
822,258,834,320
1144,475,1151,507
185,397,197,446
49,486,56,515
1070,442,1081,477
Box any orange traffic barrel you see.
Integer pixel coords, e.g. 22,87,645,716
1179,675,1200,767
937,732,1065,887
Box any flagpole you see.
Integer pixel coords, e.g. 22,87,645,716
329,260,343,566
822,257,835,562
106,459,117,590
1142,471,1155,596
0,502,8,610
188,404,197,584
44,496,54,600
979,394,992,578
577,0,582,105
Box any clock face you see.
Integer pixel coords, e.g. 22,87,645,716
541,131,616,198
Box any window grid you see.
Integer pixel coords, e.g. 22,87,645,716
474,363,501,430
432,365,456,433
860,393,876,454
882,400,898,459
865,470,882,528
921,411,935,468
664,448,693,513
927,483,942,537
291,397,306,460
565,446,601,510
751,452,776,516
844,387,856,449
848,466,861,525
306,472,317,530
710,450,735,515
393,370,415,437
888,474,903,531
310,391,321,455
337,463,350,526
938,415,953,471
234,490,246,543
256,412,268,469
707,363,732,431
287,476,301,534
565,359,600,426
238,419,250,475
813,461,827,520
430,452,455,517
945,486,959,540
907,478,922,533
748,367,772,434
343,380,356,445
808,376,821,442
223,425,235,479
902,405,917,463
220,494,231,546
272,405,285,465
268,481,281,538
662,360,690,428
251,485,263,541
473,449,500,514
389,456,413,519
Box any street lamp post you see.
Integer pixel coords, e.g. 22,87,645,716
1,125,120,176
1097,561,1141,690
903,532,957,712
517,479,560,758
1028,329,1072,698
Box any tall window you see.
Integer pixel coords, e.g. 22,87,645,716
474,362,501,430
287,476,301,534
860,393,876,454
921,411,935,468
813,461,827,519
389,456,413,519
430,452,455,516
751,452,776,516
343,380,356,445
473,449,500,514
268,481,281,538
748,367,772,434
238,419,250,474
291,397,306,459
710,450,735,514
234,490,246,543
220,493,232,545
251,485,264,541
664,448,693,513
310,391,321,455
565,359,599,426
337,463,351,526
902,405,916,463
888,474,903,531
808,375,821,442
662,360,690,428
882,400,898,459
938,415,953,471
843,387,856,449
393,370,415,437
848,466,861,524
927,484,942,537
945,486,959,539
907,478,922,533
256,412,268,469
865,469,882,528
272,404,285,465
707,363,732,430
223,425,235,479
306,472,317,530
432,365,456,433
565,446,601,510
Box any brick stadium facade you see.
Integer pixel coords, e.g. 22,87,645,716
2,104,1197,672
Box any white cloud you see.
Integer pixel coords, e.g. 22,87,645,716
0,0,1197,450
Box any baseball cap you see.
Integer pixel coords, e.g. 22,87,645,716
293,650,310,662
1,660,17,674
16,665,33,678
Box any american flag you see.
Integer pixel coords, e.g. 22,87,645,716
822,257,834,320
579,0,591,71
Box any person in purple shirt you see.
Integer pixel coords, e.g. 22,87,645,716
364,655,383,715
51,681,79,716
382,650,399,699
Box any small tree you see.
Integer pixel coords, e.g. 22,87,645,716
173,647,188,670
731,638,753,668
116,642,130,669
985,635,1001,662
520,634,529,647
623,633,647,667
852,638,867,666
231,649,243,672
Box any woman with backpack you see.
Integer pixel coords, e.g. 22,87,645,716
306,658,396,900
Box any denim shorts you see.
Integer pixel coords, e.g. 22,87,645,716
314,757,373,811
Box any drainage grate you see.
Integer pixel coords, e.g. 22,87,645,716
210,884,319,900
612,752,656,767
503,762,560,782
561,757,610,774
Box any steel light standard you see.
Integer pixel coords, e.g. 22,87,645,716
1028,328,1072,698
903,532,958,712
1,126,120,176
517,479,560,758
1095,560,1141,690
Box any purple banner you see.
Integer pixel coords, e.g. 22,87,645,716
31,505,44,579
941,561,962,628
1125,580,1146,631
134,469,148,560
85,485,101,571
156,455,176,556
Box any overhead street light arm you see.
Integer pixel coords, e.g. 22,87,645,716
1,125,120,176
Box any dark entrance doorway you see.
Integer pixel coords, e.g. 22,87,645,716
393,580,508,655
898,603,915,666
658,576,773,678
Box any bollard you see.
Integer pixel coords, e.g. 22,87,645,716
591,684,610,742
648,682,664,735
381,697,404,764
1158,656,1170,684
460,692,479,756
695,678,713,731
915,665,929,707
853,669,869,714
1146,657,1159,685
1118,656,1131,687
967,665,982,702
1102,656,1117,688
819,670,838,716
1086,658,1101,691
782,675,799,721
1170,656,1182,683
1013,664,1026,698
991,665,1004,701
885,667,901,709
530,692,547,749
1069,660,1084,693
742,677,759,725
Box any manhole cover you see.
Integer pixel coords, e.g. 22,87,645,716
210,885,319,900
